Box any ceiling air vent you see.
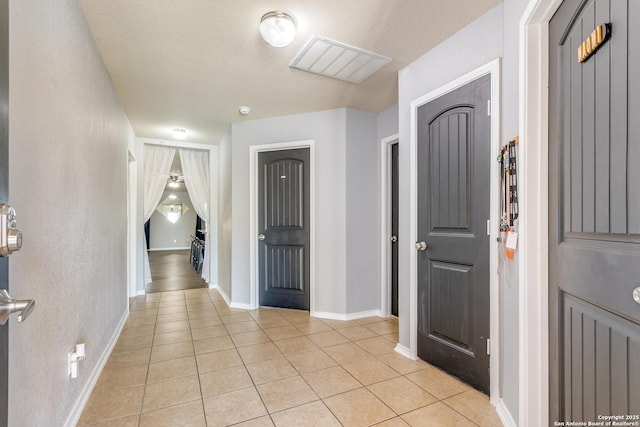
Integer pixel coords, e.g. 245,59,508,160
290,35,391,84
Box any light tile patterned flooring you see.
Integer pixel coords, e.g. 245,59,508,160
78,289,502,426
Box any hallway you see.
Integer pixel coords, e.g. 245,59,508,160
145,250,208,294
78,289,501,426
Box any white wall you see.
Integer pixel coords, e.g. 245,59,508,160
149,190,197,250
8,0,134,425
230,109,348,313
500,0,529,420
217,130,232,298
345,109,380,314
377,104,399,140
397,2,518,418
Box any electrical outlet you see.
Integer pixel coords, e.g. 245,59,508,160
68,342,86,379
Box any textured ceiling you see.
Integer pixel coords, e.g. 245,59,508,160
79,0,502,145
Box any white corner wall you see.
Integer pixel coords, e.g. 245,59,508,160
8,0,134,425
397,2,521,421
345,109,380,314
217,129,232,298
230,109,348,313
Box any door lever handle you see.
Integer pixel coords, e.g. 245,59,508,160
0,289,35,325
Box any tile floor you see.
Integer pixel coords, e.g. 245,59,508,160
78,289,502,427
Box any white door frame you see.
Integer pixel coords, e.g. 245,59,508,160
380,134,399,318
408,58,501,403
127,148,138,299
249,140,316,312
518,1,562,426
135,137,219,292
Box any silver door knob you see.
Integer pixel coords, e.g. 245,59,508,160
258,234,266,241
0,289,35,325
415,241,428,251
390,235,398,243
634,287,640,305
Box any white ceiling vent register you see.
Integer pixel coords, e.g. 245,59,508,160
290,35,391,84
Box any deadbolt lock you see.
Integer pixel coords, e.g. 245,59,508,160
0,204,23,257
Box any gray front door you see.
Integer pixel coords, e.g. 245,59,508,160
258,148,310,310
0,0,8,423
416,75,491,393
549,0,640,421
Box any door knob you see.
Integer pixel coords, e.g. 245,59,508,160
0,289,35,325
634,287,640,305
390,235,398,243
258,234,266,241
415,241,428,251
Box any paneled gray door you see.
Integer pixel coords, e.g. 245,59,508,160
391,142,399,317
0,0,8,424
416,75,491,393
549,0,640,421
258,148,310,310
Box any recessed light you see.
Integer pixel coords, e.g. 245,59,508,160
239,106,251,116
168,194,177,199
172,128,187,140
259,11,296,47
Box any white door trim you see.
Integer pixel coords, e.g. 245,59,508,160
380,134,399,318
518,1,562,426
408,58,501,403
249,140,316,313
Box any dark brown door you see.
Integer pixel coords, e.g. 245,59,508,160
549,0,640,421
0,0,8,423
258,148,310,310
391,142,399,317
416,75,491,393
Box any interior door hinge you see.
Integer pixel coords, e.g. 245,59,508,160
487,100,491,116
486,219,491,236
487,338,491,355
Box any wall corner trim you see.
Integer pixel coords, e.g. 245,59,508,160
215,286,232,307
394,343,414,360
496,399,518,427
63,310,129,427
229,302,254,310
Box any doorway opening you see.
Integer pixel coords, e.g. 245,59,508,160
131,138,218,297
380,134,399,318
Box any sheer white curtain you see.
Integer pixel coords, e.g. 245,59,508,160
143,145,176,284
179,149,210,283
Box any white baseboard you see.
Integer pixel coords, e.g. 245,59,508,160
136,290,145,296
312,309,382,321
496,399,517,427
394,343,414,360
148,247,191,251
215,286,232,307
63,309,129,427
229,302,254,310
208,283,218,289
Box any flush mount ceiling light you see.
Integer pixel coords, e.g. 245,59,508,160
172,128,187,140
259,11,296,47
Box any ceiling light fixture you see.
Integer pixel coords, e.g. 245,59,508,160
239,106,251,116
259,11,296,47
172,128,187,140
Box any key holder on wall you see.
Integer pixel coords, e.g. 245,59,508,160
497,137,519,261
498,137,518,230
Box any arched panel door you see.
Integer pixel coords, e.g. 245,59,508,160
258,148,310,310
